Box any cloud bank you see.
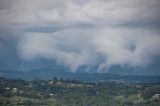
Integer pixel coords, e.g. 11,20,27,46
0,0,160,73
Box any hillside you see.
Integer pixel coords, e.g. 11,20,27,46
0,77,160,106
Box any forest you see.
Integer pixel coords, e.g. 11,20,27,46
0,77,160,106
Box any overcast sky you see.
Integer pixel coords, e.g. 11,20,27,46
0,0,160,74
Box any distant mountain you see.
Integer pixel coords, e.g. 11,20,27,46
0,68,160,83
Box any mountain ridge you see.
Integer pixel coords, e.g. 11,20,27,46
0,69,160,83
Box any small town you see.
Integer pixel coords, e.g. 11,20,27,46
0,77,160,106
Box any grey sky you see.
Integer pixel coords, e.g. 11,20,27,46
0,0,160,74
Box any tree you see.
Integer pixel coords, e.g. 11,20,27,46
53,77,58,83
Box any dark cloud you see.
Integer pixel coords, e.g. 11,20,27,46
0,0,160,74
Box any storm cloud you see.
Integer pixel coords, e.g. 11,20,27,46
0,0,160,73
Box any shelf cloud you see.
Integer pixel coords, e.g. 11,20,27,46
0,0,160,73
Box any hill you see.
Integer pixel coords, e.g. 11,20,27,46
0,69,160,83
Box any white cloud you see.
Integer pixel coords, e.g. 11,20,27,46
1,0,159,26
0,0,160,72
17,27,160,72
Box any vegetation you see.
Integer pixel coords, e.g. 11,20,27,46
0,77,160,106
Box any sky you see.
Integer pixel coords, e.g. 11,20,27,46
0,0,160,75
